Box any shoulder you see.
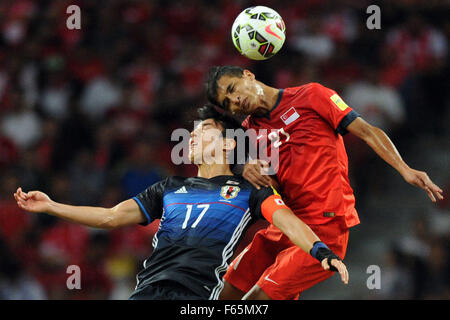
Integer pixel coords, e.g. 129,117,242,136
286,82,326,91
241,116,251,129
160,176,190,190
283,83,330,101
302,82,330,94
169,176,190,183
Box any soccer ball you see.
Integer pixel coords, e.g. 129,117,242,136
231,6,286,60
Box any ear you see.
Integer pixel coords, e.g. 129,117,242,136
243,69,255,80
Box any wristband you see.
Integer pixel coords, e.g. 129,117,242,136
310,241,329,260
310,241,341,272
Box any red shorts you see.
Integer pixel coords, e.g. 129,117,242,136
223,216,349,300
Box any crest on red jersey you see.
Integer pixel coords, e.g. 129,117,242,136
280,107,300,125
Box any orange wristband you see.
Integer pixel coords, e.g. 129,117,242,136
261,194,289,224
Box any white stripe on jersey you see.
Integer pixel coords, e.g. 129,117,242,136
136,209,166,290
152,208,165,249
209,209,252,300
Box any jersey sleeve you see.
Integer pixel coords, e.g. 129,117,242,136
306,83,360,135
133,178,168,226
241,116,251,130
249,186,289,223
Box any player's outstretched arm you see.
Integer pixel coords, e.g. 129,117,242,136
13,187,146,228
271,208,349,285
346,117,444,202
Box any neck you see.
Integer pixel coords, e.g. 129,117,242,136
256,82,280,114
196,163,233,179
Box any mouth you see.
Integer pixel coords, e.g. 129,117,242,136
189,139,198,148
189,142,198,158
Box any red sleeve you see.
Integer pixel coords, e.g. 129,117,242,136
241,116,251,130
306,83,354,130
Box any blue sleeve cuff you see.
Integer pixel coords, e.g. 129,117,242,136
133,196,151,225
310,241,329,260
336,110,360,135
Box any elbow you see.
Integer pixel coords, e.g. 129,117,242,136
348,117,378,142
357,122,379,143
360,123,375,141
98,208,118,229
102,219,117,229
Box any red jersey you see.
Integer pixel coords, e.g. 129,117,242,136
242,83,360,228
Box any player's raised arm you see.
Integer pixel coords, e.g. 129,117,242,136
13,187,146,228
346,117,444,202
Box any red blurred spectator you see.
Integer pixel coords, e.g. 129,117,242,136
0,136,18,169
383,14,447,86
0,172,32,246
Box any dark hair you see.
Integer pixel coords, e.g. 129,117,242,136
196,103,248,170
197,103,241,129
205,66,244,109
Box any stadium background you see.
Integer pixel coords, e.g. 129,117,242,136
0,0,449,299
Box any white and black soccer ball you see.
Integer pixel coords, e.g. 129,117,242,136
231,6,286,60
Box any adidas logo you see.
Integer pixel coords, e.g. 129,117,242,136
174,186,188,194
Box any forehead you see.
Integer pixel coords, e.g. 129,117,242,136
217,75,236,89
217,75,239,100
193,119,222,131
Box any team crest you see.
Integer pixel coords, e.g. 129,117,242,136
220,186,240,200
280,107,300,125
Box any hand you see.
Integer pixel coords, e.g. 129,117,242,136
14,187,53,213
243,160,272,190
321,258,349,285
400,167,444,202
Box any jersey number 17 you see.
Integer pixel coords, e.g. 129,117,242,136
181,204,210,229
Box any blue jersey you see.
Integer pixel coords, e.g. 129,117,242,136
131,175,276,299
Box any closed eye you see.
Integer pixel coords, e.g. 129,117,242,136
222,83,235,110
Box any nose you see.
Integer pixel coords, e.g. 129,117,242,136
229,93,241,106
190,130,198,141
227,93,242,113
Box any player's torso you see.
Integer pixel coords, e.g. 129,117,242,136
155,176,254,248
137,176,257,298
247,86,347,179
246,85,353,223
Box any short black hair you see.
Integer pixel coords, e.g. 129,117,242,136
197,103,242,131
205,66,244,109
196,103,248,170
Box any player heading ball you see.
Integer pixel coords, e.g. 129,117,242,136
14,104,348,300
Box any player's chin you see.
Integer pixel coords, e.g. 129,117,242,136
189,152,203,165
188,150,195,163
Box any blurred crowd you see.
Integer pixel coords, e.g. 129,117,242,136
373,211,450,299
0,0,449,299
